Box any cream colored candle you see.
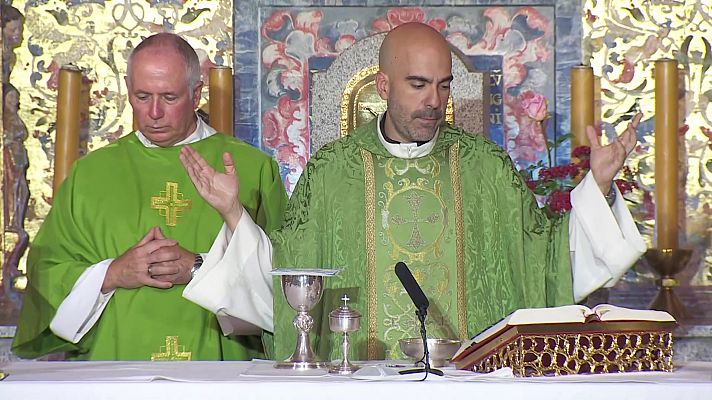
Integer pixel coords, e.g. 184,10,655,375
654,59,679,250
209,66,234,135
570,66,594,151
53,65,81,193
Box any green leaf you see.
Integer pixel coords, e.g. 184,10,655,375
706,159,712,173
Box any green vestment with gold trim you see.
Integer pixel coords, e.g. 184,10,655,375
272,120,573,361
13,133,287,360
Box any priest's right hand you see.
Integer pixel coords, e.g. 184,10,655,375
102,227,180,293
180,146,243,231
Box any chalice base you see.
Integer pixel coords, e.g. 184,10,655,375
329,362,361,375
275,360,328,370
649,288,690,321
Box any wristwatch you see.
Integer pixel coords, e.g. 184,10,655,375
604,183,617,206
190,254,204,280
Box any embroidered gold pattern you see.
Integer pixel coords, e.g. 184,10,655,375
150,182,192,226
382,157,448,263
150,336,192,361
450,142,467,339
362,149,378,359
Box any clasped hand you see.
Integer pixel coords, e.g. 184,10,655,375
102,227,195,293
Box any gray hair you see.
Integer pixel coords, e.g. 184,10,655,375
127,33,201,97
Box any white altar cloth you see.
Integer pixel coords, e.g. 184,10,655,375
1,360,711,400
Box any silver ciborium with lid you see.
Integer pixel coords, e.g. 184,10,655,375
329,295,361,374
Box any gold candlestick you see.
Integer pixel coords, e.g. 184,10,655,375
53,65,82,193
654,59,680,250
643,248,690,321
209,66,234,135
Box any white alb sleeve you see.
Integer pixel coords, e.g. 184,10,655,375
183,211,275,334
568,171,647,302
49,260,115,343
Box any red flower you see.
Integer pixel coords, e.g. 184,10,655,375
571,145,591,159
547,190,572,214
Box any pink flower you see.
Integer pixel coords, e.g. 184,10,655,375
520,90,549,122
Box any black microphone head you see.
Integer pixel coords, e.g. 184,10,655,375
394,262,429,311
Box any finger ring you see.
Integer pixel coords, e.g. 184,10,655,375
147,266,153,275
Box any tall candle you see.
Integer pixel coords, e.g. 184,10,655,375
570,66,594,152
209,66,234,135
654,59,679,250
53,65,81,193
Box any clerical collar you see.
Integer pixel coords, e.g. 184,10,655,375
134,114,216,148
376,112,439,159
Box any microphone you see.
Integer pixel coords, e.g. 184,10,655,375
394,262,443,378
394,262,429,313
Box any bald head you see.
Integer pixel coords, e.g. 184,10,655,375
375,23,453,143
379,23,452,75
127,33,201,95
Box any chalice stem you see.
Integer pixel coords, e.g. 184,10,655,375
289,310,315,362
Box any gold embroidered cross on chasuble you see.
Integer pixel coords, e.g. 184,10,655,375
151,336,192,361
151,182,192,226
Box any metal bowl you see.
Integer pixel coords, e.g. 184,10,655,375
398,338,462,368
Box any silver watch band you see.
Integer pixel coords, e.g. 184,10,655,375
190,254,204,280
604,182,617,206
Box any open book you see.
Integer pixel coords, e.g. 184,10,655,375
454,304,675,359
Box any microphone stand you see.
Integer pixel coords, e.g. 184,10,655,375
398,307,444,378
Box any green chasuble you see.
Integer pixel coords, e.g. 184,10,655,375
272,119,573,361
13,133,287,360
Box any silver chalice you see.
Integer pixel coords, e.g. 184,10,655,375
275,273,328,370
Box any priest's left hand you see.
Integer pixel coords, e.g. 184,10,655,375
586,112,642,195
147,228,196,285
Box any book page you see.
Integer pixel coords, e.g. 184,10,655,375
592,304,675,322
454,305,592,358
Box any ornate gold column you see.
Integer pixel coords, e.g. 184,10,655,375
53,65,82,193
208,66,233,135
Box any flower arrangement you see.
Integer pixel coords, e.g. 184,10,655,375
517,92,638,215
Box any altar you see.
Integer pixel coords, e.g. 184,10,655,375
1,360,711,400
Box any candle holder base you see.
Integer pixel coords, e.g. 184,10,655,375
643,248,692,321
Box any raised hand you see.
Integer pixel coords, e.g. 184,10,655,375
586,112,642,195
180,146,243,230
102,227,179,293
